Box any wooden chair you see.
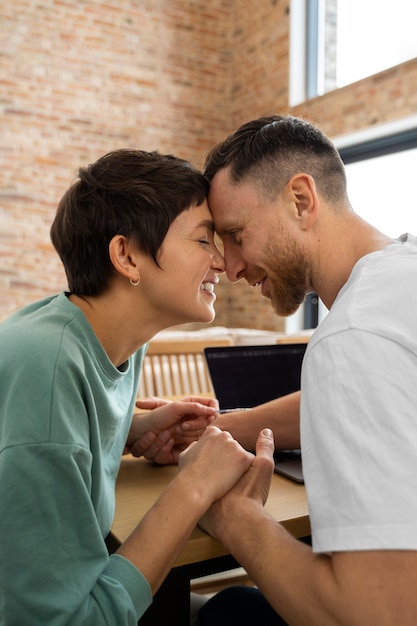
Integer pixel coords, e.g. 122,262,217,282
276,331,312,344
137,338,233,399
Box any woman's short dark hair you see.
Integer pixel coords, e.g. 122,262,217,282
204,115,347,204
50,149,209,295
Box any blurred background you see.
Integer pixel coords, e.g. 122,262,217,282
1,0,416,331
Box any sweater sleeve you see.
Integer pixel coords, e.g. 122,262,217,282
0,443,152,625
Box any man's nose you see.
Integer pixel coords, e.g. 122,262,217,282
224,249,246,283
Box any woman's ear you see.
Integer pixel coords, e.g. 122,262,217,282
109,235,140,283
287,173,319,227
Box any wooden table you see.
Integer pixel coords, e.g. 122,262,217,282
112,455,310,625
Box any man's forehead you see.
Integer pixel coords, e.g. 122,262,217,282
208,165,235,196
209,167,262,212
209,167,258,208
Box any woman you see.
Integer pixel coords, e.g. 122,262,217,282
0,149,257,625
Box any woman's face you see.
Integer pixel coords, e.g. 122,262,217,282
140,200,225,326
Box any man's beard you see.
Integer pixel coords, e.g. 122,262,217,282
264,235,309,318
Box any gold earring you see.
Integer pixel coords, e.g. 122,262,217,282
129,275,140,286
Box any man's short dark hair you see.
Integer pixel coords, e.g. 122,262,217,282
204,115,347,204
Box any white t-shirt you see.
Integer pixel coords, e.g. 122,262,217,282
301,234,417,553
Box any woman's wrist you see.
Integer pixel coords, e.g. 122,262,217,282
170,470,212,518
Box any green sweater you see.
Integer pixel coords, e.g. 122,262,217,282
0,293,152,625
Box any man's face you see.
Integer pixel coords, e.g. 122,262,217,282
208,167,309,317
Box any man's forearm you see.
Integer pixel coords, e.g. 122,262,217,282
211,498,417,626
215,391,301,451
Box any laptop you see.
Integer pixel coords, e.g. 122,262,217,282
204,343,307,483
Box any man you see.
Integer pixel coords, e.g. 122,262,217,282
197,115,417,625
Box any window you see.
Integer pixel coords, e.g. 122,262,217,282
290,0,417,104
337,116,417,236
286,116,417,332
334,0,417,89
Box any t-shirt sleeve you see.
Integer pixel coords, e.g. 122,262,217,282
301,329,417,553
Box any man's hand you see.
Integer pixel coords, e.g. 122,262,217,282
124,396,219,464
199,428,275,542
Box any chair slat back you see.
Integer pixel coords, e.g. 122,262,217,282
137,338,233,398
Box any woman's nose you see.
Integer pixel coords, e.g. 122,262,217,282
211,244,225,273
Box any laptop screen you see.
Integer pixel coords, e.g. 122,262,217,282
204,343,307,410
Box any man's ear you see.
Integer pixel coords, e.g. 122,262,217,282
286,173,318,228
109,234,139,282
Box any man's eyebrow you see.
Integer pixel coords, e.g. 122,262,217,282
213,226,230,237
215,223,240,237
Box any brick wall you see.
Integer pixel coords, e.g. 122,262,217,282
0,0,233,321
1,0,416,330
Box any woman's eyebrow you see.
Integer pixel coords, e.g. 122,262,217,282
196,219,215,233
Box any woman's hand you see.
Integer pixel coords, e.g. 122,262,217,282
177,426,255,505
124,396,219,464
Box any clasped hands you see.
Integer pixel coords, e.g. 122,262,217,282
124,395,219,464
125,395,275,543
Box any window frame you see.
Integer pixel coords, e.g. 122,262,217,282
290,0,325,105
290,0,417,105
338,127,417,165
